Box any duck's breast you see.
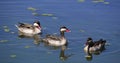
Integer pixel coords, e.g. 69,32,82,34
84,45,88,52
84,45,97,52
34,27,41,34
47,38,66,46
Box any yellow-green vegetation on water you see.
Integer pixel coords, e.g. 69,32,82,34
4,28,10,32
10,54,16,58
24,45,31,48
79,30,85,32
103,2,110,4
47,51,52,54
52,17,58,20
3,26,10,32
27,7,37,11
92,0,104,3
92,0,104,2
11,32,15,34
32,12,39,16
0,40,8,43
92,0,110,4
78,0,85,3
41,13,54,17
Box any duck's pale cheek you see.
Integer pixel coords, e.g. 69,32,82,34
60,29,66,31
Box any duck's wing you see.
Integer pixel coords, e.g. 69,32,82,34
46,34,61,40
18,22,34,29
18,22,26,27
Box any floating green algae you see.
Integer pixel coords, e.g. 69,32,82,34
92,0,104,3
24,45,30,48
11,32,15,34
10,54,16,58
52,17,58,20
27,7,37,11
47,51,52,54
92,0,110,5
4,28,10,32
41,13,54,16
98,0,104,2
32,12,40,16
104,2,110,4
80,30,85,32
3,25,10,32
0,40,8,43
78,0,85,3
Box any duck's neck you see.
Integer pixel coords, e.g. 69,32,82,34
87,45,91,55
34,26,41,33
87,42,94,55
60,31,65,38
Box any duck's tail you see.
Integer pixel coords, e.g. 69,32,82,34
15,24,19,29
15,24,21,31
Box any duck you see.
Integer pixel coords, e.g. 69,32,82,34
42,26,70,46
15,21,42,36
84,37,106,54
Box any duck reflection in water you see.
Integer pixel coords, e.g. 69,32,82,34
59,45,74,61
43,42,73,61
18,32,42,45
84,37,107,61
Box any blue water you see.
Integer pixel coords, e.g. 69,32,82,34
0,0,120,63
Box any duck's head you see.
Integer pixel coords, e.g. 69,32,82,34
87,37,93,43
33,21,41,29
85,37,94,46
60,26,70,32
33,21,41,27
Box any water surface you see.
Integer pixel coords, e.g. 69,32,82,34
0,0,120,63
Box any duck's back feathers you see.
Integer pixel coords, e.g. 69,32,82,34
18,22,33,28
46,34,61,40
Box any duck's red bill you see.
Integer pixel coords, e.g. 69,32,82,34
66,29,71,32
